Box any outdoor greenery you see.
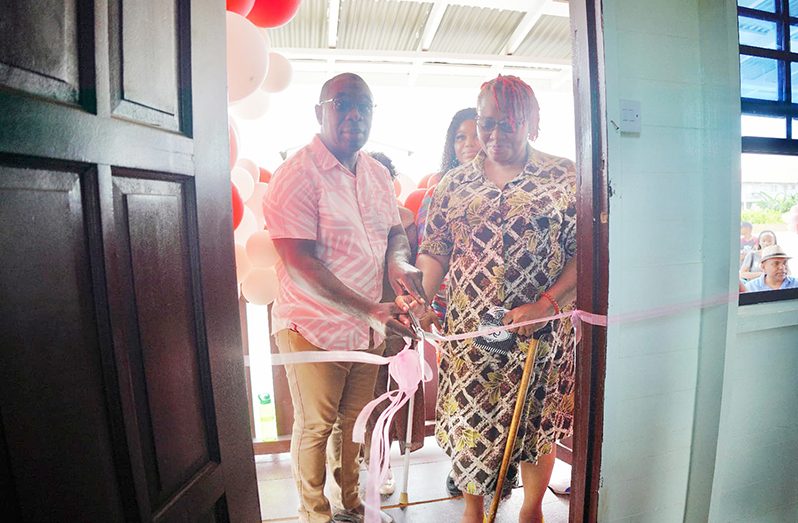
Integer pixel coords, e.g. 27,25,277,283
743,192,798,224
741,208,782,224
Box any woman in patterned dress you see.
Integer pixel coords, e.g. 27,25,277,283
398,75,577,523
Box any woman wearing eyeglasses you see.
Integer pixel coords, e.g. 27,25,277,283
399,75,577,523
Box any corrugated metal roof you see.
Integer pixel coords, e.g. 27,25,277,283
267,0,328,49
428,5,525,54
266,1,573,89
337,0,432,51
514,14,571,61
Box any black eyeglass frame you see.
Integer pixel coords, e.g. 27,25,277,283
318,97,376,115
475,115,521,133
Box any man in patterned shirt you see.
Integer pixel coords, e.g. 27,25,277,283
263,73,424,523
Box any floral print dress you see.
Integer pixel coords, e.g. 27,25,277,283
419,147,576,497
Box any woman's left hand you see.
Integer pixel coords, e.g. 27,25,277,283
502,301,552,337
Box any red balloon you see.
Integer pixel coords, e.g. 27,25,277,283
259,167,272,183
403,188,427,217
247,0,302,28
232,183,244,229
227,0,256,15
417,173,434,189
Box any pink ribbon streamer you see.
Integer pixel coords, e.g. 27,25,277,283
268,292,737,523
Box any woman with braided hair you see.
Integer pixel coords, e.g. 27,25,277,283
398,75,577,522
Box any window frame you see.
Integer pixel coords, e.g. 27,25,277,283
738,0,798,305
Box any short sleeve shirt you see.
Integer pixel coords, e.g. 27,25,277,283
745,274,798,291
419,148,577,333
263,135,401,351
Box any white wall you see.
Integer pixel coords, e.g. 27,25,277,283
601,1,798,521
600,0,738,520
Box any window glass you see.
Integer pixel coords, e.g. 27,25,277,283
740,55,779,100
739,16,779,49
791,0,798,16
738,0,775,12
792,62,798,101
741,114,786,137
740,154,798,289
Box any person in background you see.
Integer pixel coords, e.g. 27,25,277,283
740,221,757,262
363,151,425,496
413,108,481,496
739,230,777,282
744,244,797,291
399,75,577,523
415,108,480,324
263,73,423,523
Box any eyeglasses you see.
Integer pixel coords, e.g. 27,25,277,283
475,116,519,133
319,98,375,115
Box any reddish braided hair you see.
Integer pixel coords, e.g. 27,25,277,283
478,75,540,138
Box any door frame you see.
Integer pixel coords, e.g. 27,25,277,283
569,1,608,522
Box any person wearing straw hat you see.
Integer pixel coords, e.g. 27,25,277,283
398,75,577,523
744,244,797,291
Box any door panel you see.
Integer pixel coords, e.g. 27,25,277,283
113,174,217,507
0,0,84,104
0,164,128,521
0,1,259,521
109,0,186,129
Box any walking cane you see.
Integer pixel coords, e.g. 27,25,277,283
399,312,426,506
485,323,552,523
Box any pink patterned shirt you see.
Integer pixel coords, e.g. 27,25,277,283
263,135,401,351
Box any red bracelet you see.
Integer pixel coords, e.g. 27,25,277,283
539,291,560,315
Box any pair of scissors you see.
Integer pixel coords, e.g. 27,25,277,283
407,309,423,338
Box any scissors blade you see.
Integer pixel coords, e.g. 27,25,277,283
407,310,423,336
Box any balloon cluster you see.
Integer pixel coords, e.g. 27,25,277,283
226,0,300,304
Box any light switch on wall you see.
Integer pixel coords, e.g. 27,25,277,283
619,99,641,133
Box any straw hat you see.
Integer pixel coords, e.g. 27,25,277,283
759,244,791,263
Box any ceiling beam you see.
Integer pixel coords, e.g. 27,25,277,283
501,0,549,55
327,0,340,48
281,47,571,70
419,1,449,51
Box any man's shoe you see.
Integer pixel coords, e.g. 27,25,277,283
332,506,393,523
445,470,462,496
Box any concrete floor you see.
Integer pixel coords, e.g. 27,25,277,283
256,437,571,523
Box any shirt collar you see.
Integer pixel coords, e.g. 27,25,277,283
460,144,536,183
310,134,364,174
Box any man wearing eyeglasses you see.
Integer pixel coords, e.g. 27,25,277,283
263,73,424,523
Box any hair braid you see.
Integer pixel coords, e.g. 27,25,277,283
479,75,540,137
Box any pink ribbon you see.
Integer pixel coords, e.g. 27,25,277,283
351,344,432,523
269,292,738,523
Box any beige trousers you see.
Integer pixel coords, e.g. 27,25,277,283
276,329,384,523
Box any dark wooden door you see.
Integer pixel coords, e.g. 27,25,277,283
0,2,260,521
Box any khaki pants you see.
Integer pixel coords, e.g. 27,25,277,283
276,329,384,523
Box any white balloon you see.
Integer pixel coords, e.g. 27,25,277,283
246,182,269,230
234,242,253,283
231,166,255,201
241,267,279,305
230,89,270,120
226,12,270,103
246,230,280,268
234,206,258,245
236,158,260,183
261,52,293,93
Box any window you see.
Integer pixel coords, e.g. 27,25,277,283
738,0,798,304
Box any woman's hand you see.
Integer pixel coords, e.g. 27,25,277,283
502,300,552,337
395,295,440,333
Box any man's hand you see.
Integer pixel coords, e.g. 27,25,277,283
388,260,426,305
503,301,551,337
367,302,417,339
395,295,440,333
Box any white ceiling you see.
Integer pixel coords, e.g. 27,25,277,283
266,0,573,91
